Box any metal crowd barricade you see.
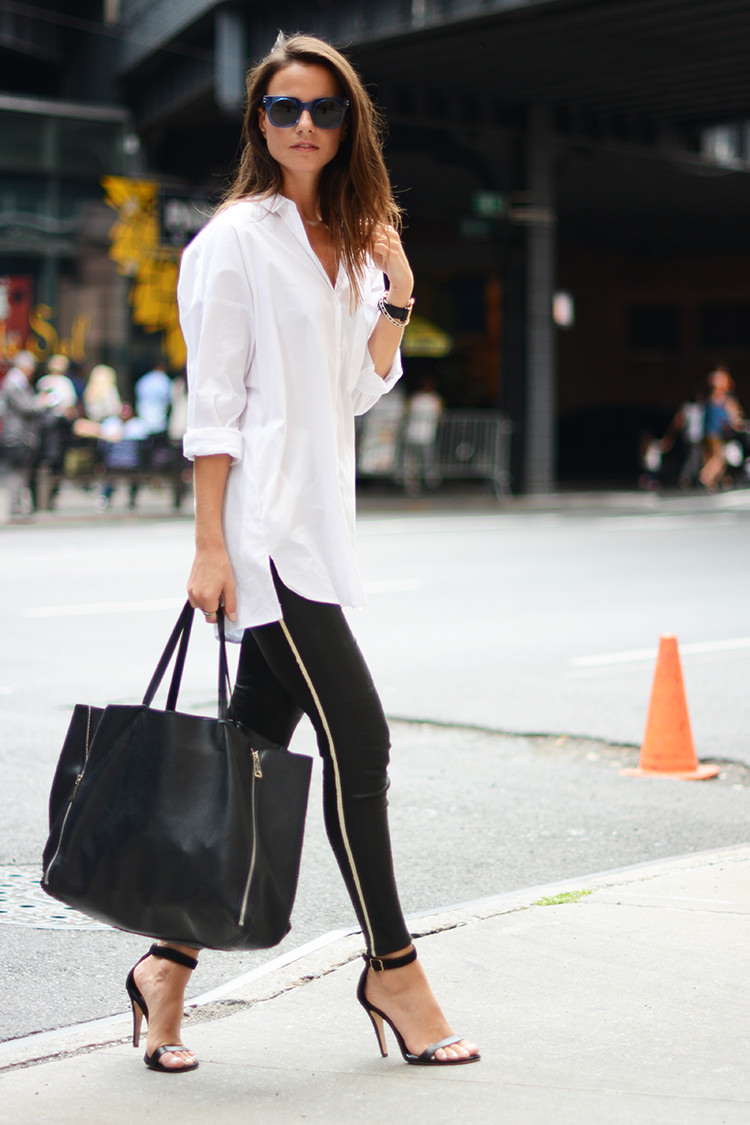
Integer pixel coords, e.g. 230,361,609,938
433,410,513,498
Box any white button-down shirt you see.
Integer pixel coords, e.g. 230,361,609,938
178,195,401,637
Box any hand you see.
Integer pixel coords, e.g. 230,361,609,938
187,544,237,624
371,224,413,304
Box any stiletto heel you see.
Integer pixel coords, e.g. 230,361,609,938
129,990,145,1047
365,1008,388,1057
356,947,480,1067
124,944,199,1072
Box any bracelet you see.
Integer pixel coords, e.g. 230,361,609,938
378,294,415,328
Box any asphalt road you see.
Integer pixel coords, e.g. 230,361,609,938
1,489,748,1042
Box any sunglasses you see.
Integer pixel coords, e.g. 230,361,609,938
262,95,349,130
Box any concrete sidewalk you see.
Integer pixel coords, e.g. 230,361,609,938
1,845,748,1123
4,465,750,525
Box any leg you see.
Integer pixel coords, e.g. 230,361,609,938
228,627,305,748
240,569,478,1062
679,442,703,489
129,941,199,1071
7,466,27,515
241,580,410,956
700,437,726,490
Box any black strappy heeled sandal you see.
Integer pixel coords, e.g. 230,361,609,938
356,947,480,1066
125,943,199,1073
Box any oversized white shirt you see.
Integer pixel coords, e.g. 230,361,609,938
178,194,402,638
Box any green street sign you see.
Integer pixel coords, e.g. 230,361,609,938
471,191,508,219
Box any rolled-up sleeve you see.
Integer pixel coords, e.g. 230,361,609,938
179,219,254,463
351,265,403,416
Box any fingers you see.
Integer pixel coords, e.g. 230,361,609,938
187,546,238,625
222,586,238,622
187,583,234,624
372,224,413,296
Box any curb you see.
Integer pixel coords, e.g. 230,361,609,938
1,842,747,1073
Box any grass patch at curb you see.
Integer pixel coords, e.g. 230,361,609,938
533,889,594,907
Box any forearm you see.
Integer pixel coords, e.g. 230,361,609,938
368,226,414,378
368,315,407,378
368,279,414,377
193,454,231,549
188,454,238,619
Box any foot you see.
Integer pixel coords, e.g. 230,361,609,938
133,945,197,1071
364,951,479,1062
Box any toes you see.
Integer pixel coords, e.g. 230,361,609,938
160,1049,195,1070
434,1039,479,1062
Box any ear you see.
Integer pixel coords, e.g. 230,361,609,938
258,105,267,138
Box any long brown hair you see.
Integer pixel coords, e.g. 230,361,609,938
223,33,401,297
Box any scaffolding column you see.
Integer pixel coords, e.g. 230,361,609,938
523,104,557,493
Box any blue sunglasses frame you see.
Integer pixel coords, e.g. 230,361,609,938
262,95,349,129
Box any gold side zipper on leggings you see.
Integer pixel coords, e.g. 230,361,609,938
43,706,94,885
238,750,262,926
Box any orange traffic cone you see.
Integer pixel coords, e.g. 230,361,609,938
620,635,719,780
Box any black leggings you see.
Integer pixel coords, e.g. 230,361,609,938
227,567,411,958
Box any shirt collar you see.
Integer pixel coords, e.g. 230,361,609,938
264,193,294,216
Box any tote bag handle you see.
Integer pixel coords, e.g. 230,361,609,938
141,600,232,719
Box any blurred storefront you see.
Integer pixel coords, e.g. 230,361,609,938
0,95,132,379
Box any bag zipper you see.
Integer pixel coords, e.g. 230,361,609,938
43,706,95,885
238,749,262,926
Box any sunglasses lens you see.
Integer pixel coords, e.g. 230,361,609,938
312,99,346,128
268,98,300,127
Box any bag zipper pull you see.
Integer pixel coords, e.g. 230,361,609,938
252,749,263,778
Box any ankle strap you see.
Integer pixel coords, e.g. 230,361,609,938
149,943,198,971
363,947,417,973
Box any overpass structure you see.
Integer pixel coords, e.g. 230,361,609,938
6,1,750,488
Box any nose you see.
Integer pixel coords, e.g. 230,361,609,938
296,108,315,130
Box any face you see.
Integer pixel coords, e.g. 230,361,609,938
259,62,347,187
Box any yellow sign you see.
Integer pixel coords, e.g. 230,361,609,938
25,304,90,362
102,176,187,369
402,316,453,358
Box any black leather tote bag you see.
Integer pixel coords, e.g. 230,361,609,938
41,601,312,951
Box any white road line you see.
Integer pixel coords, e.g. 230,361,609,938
21,583,417,619
570,636,750,668
22,597,185,619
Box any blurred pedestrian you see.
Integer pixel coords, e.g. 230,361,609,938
402,375,443,494
660,389,705,490
0,351,50,516
135,358,172,437
83,363,121,423
97,402,149,510
699,367,744,491
36,354,78,414
35,354,79,490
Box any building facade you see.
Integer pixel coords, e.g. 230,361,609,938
4,1,750,487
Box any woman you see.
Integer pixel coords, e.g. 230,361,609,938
82,364,121,424
125,33,480,1074
699,367,744,491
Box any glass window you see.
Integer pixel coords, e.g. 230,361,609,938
0,113,52,173
626,306,679,350
700,304,750,349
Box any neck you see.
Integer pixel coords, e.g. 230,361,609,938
281,172,323,226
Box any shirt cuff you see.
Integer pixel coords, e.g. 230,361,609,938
357,349,402,397
183,427,243,463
